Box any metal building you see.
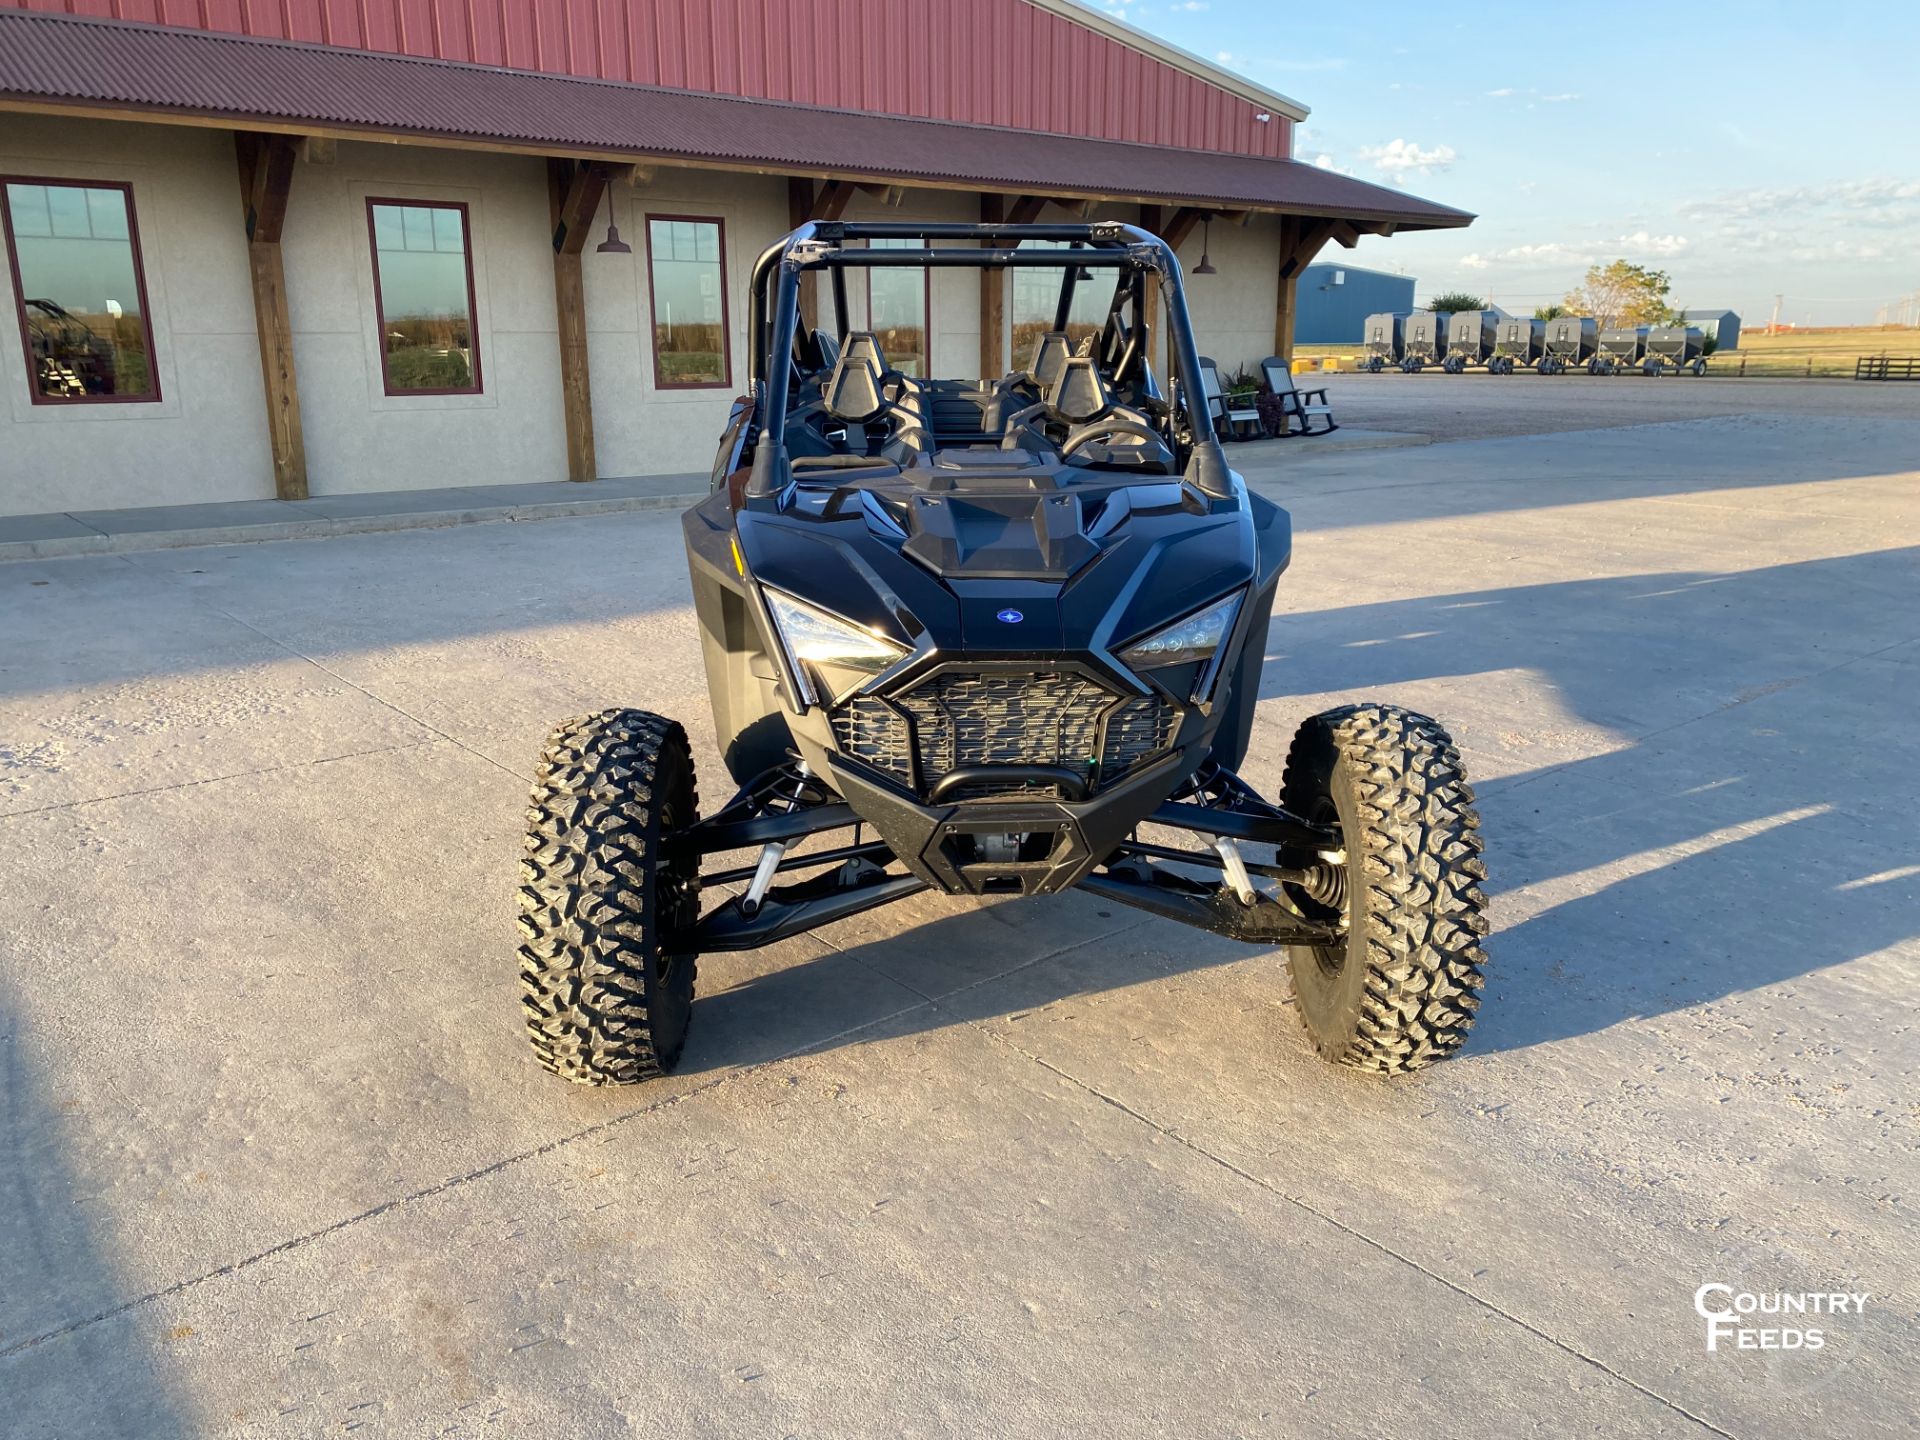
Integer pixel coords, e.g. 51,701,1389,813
0,0,1470,517
1676,310,1742,352
1293,263,1416,345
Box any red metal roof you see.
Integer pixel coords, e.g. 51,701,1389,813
0,11,1472,229
0,0,1297,159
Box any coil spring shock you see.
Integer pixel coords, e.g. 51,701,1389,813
1296,863,1347,913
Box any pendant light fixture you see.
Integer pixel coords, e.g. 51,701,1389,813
1193,213,1218,275
594,187,631,254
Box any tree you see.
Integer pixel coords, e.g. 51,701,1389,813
1533,304,1565,321
1562,261,1674,328
1428,291,1486,313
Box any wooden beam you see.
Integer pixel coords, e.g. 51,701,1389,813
857,182,906,208
236,130,297,244
614,162,655,186
809,179,857,222
788,177,860,335
549,158,602,481
1273,218,1340,363
979,193,1005,381
551,158,611,255
1139,203,1164,379
789,178,818,332
1005,195,1048,226
234,133,306,500
1160,206,1203,254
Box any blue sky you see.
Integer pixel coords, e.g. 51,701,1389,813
1109,0,1919,325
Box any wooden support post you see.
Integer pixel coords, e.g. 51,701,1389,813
789,177,858,335
1274,217,1339,364
1139,203,1164,379
788,178,817,334
550,157,611,482
235,132,307,501
978,193,1005,380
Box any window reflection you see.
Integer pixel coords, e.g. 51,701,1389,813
867,237,928,378
3,179,158,402
1010,240,1117,370
648,217,729,387
368,200,480,393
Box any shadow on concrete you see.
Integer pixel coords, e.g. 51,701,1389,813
0,988,194,1435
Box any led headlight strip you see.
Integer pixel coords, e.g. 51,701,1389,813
1118,588,1244,702
761,587,908,707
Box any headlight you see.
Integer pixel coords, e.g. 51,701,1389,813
1120,590,1241,672
763,587,908,706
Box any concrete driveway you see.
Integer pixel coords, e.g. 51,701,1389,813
3,401,1917,1437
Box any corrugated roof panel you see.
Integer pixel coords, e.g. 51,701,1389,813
0,10,1471,228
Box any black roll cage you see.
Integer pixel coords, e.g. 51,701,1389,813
744,220,1234,501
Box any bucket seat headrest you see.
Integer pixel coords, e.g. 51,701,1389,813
840,330,889,378
1027,331,1071,391
825,332,886,422
1048,356,1112,424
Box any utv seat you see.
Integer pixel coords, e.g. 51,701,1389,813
1028,331,1073,392
1048,354,1113,423
823,337,887,423
982,330,1073,433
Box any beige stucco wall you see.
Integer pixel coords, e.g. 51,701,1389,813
1169,210,1283,381
0,116,1289,520
0,115,274,514
281,141,567,496
584,167,785,480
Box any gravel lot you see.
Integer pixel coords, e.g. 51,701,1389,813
3,391,1917,1436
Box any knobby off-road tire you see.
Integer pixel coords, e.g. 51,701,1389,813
1280,704,1488,1074
518,709,701,1085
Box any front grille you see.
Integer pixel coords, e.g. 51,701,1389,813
830,670,1175,795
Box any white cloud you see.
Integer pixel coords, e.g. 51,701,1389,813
1174,0,1208,9
1451,234,1691,273
1682,177,1920,221
1485,87,1515,98
1308,151,1354,176
1358,138,1457,176
1539,92,1581,102
1616,231,1691,257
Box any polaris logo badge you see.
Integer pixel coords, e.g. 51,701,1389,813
996,609,1023,624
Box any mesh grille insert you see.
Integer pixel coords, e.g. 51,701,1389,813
830,670,1174,794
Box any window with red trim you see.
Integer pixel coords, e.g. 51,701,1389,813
2,177,160,404
866,237,930,378
646,216,731,389
367,199,482,395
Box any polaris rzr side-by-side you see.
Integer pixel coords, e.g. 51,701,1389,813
518,221,1488,1085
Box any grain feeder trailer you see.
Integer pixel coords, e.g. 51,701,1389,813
1594,326,1649,375
1361,312,1406,372
1541,316,1597,374
1401,311,1449,372
1644,326,1707,376
1441,310,1498,373
1490,318,1544,374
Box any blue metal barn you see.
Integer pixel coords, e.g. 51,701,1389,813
1294,262,1417,345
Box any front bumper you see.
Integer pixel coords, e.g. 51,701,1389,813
828,750,1187,896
